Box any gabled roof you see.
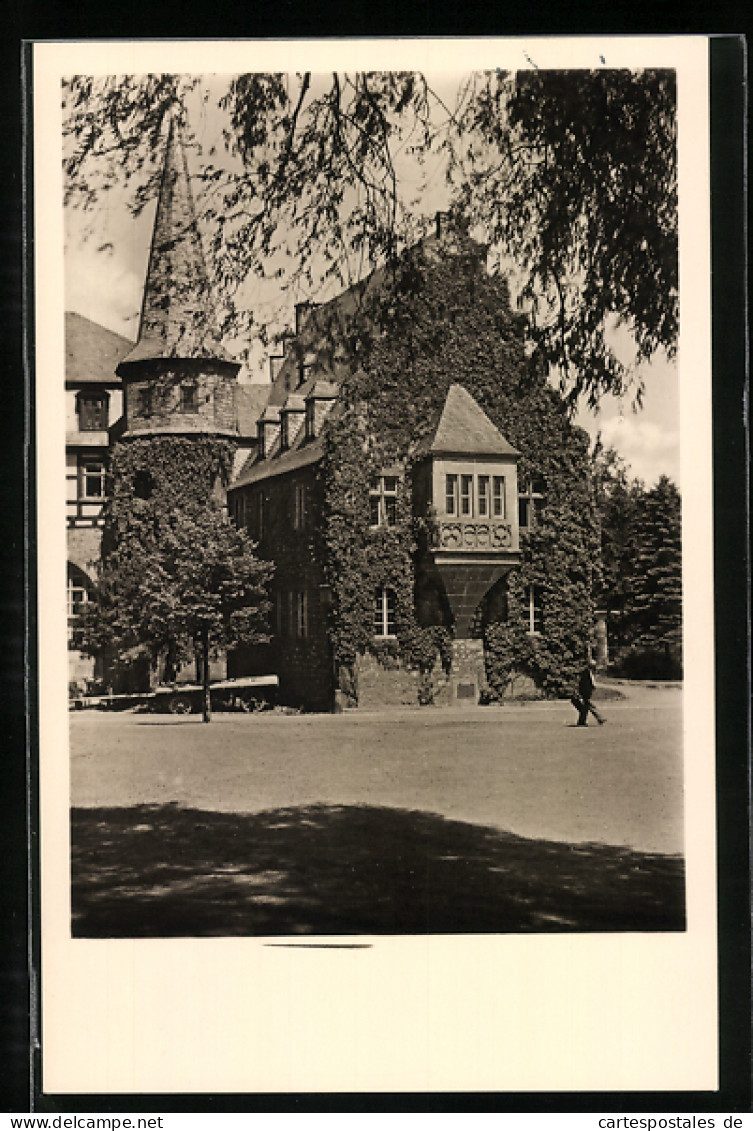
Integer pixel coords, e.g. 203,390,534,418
65,312,133,386
267,228,485,405
118,118,235,369
235,383,270,438
430,384,519,457
230,435,325,489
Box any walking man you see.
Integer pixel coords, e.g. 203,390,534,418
573,663,606,726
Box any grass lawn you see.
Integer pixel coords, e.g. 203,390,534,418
70,689,685,937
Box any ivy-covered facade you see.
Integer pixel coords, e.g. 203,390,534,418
228,222,601,710
68,122,601,710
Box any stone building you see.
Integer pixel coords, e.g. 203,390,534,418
65,312,132,686
68,121,600,706
65,120,264,689
225,218,599,711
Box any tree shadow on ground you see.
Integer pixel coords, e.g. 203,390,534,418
71,804,685,937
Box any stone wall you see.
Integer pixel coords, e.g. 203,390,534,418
228,466,333,711
126,365,237,435
355,652,421,708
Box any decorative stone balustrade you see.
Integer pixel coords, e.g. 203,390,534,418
430,519,514,552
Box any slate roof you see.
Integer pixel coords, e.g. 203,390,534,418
231,435,326,488
265,228,484,406
430,384,519,457
118,118,235,369
234,383,270,438
65,312,133,386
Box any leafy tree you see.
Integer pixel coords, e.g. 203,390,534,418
63,68,676,405
74,439,273,721
449,69,676,408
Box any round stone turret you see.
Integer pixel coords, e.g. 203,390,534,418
116,117,240,438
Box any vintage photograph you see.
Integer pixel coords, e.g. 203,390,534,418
62,65,686,940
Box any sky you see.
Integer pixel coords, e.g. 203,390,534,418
64,73,680,489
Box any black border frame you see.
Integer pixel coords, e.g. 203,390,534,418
2,25,748,1116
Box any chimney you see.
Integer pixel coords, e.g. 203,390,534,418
269,354,285,383
295,301,315,335
435,211,451,239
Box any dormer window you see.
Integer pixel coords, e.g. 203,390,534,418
77,391,108,431
369,475,398,527
180,383,198,413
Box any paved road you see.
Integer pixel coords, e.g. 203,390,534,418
70,683,684,855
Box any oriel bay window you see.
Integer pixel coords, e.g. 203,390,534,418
444,472,507,519
374,587,396,637
369,475,398,527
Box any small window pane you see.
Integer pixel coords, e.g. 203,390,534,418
493,476,505,517
138,388,152,417
528,586,544,634
78,393,108,431
370,475,399,527
82,461,105,499
478,476,490,517
374,587,396,636
181,384,198,413
460,475,473,517
445,474,458,516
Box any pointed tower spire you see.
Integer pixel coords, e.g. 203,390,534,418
119,115,230,366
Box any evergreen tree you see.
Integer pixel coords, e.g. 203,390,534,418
594,454,682,677
628,475,683,662
592,445,643,656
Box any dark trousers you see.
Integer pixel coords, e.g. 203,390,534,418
575,696,604,726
